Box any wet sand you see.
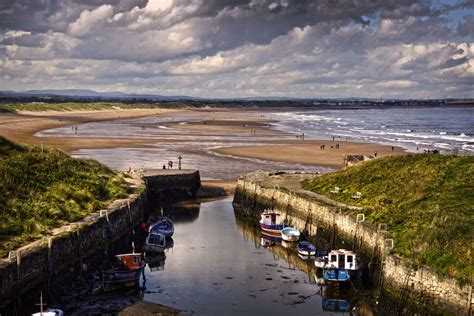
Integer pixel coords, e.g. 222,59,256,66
0,108,180,151
213,141,406,168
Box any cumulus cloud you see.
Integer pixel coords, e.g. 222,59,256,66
69,5,114,37
0,0,472,98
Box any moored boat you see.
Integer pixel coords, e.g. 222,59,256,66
32,292,64,316
318,249,359,283
149,217,174,238
144,231,166,253
259,210,284,234
281,227,300,241
32,308,64,316
297,241,317,256
100,252,145,292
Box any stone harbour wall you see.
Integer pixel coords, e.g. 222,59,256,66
0,169,202,312
233,177,472,315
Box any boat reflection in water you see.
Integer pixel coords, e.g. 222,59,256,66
260,232,282,248
145,238,173,272
321,284,356,314
146,253,167,272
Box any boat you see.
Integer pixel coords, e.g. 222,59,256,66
259,210,284,234
99,252,146,292
319,249,359,282
32,292,64,316
281,227,300,241
297,241,317,256
149,217,174,238
144,231,166,253
32,309,64,316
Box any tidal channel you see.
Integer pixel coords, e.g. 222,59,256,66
144,197,377,315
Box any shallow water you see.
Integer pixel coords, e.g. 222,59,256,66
143,198,370,315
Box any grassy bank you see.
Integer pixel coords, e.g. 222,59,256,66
0,137,128,257
0,102,162,112
302,154,474,285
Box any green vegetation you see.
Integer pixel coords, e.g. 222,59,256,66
0,137,128,257
0,102,160,112
302,154,474,285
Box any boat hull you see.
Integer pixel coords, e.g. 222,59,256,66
101,262,145,292
281,227,300,242
260,223,284,234
323,268,351,282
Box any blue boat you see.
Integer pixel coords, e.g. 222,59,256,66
297,241,317,256
149,217,174,238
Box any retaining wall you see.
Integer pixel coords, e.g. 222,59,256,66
0,169,202,312
233,177,472,315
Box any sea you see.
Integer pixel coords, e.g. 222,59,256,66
271,106,474,154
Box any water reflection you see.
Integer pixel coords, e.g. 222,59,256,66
140,198,379,315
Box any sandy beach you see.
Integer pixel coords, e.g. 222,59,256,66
0,107,406,172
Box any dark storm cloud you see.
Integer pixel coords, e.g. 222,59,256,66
0,0,147,32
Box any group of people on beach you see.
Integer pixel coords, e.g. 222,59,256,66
163,160,173,169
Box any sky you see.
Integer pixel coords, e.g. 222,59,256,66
0,0,473,99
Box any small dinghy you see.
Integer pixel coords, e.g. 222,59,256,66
149,217,174,238
297,241,317,256
259,210,284,234
32,292,64,316
144,232,166,253
281,227,300,241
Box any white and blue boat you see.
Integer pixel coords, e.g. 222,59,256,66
320,249,359,283
149,217,174,238
259,210,284,234
297,241,317,256
144,231,167,253
281,227,300,242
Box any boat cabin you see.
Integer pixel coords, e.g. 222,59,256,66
116,253,143,270
260,210,282,226
327,249,359,270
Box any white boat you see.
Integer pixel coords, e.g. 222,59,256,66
259,210,284,234
32,292,63,316
314,249,359,271
32,309,63,316
315,249,360,282
281,227,300,241
144,232,166,253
